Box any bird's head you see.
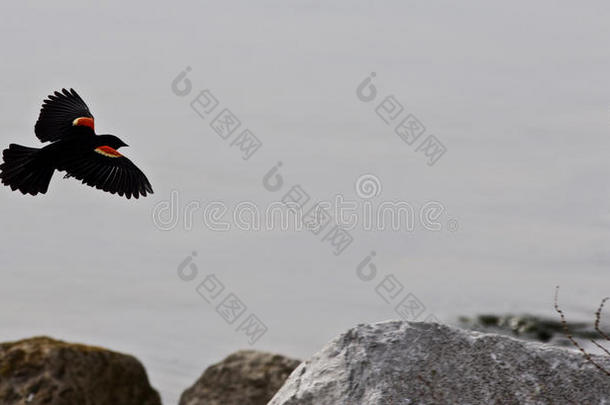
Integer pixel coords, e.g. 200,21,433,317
100,134,129,149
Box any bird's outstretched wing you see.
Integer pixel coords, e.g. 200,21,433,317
62,146,153,199
35,88,95,143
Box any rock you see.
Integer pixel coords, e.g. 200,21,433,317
269,321,610,405
459,313,598,344
179,350,300,405
0,336,161,405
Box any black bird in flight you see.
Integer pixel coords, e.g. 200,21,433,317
0,89,153,199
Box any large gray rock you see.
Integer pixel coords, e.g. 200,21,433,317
179,350,300,405
269,321,610,405
0,336,161,405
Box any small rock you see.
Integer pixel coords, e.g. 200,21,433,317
179,350,300,405
459,313,598,344
0,336,161,405
269,321,610,405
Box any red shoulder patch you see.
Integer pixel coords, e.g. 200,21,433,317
72,117,95,130
94,146,122,158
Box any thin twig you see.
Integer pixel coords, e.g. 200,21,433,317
594,297,610,341
590,339,610,356
554,286,610,376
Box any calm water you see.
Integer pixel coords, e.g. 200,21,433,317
1,1,609,403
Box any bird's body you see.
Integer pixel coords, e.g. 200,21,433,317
0,89,152,199
36,134,124,169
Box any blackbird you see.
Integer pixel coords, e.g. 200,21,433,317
0,88,153,199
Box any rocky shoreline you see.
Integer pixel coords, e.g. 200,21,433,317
2,321,609,405
0,337,161,405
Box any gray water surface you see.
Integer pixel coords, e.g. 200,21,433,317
1,2,609,403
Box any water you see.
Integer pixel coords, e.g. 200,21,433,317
1,1,609,403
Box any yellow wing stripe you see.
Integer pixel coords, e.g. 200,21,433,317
94,146,122,158
72,117,95,130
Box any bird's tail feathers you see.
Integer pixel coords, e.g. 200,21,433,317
0,144,54,196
